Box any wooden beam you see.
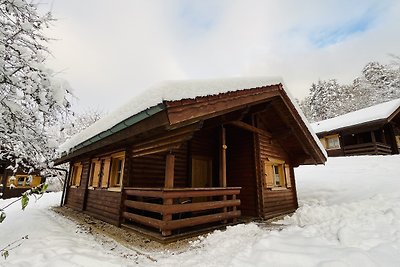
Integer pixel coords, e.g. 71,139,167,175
124,187,241,198
163,210,241,231
226,121,272,138
124,199,240,214
164,153,175,236
122,212,162,229
164,154,175,189
166,88,281,125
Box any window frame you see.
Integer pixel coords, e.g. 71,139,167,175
70,162,83,187
263,157,292,190
396,135,400,148
7,175,40,188
109,151,125,189
88,159,101,189
87,151,125,191
325,134,341,150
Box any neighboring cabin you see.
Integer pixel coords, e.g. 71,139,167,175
55,77,326,240
0,160,43,199
312,98,400,157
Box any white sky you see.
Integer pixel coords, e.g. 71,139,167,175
45,0,400,112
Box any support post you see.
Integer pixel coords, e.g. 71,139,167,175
371,131,377,154
162,153,175,236
219,126,228,222
219,126,227,188
164,154,175,189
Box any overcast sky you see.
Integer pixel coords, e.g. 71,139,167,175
45,0,400,113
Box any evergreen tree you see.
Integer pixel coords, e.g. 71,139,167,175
300,56,400,122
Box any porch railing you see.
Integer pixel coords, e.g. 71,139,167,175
121,187,241,236
344,142,392,155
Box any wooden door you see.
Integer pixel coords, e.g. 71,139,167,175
191,157,212,203
191,157,212,188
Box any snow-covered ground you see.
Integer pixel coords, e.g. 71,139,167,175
1,155,399,266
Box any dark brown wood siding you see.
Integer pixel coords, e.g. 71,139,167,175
226,126,258,216
327,149,344,157
65,187,85,210
65,159,90,211
189,128,220,186
257,133,298,219
128,143,189,188
85,189,122,225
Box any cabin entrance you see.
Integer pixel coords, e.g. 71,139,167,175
226,126,258,217
191,156,212,188
191,156,213,202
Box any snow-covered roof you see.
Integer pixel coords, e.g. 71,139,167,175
59,76,326,159
311,98,400,134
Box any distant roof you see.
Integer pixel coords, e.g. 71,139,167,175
311,98,400,134
59,76,326,159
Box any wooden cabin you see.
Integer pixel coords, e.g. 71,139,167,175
55,77,326,240
312,99,400,157
0,160,43,199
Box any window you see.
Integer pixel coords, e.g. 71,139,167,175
396,135,400,148
70,162,83,187
17,177,25,186
7,175,41,188
88,151,125,189
25,175,32,186
325,134,340,150
110,152,125,187
263,158,292,189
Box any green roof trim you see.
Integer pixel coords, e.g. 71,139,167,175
67,103,165,154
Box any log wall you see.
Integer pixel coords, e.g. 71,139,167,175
128,143,189,188
85,189,121,225
257,133,298,219
65,159,90,211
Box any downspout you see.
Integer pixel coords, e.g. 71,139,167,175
49,167,69,207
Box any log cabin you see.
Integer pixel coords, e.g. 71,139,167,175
55,77,326,240
0,160,43,199
312,98,400,157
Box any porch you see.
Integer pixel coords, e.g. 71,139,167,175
121,187,241,238
344,142,392,155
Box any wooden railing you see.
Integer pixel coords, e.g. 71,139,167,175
122,187,241,236
344,142,392,155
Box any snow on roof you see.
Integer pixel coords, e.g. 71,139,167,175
311,98,400,134
59,76,326,159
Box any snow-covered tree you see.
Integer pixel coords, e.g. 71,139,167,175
301,79,348,122
301,56,400,122
45,109,103,191
60,109,103,143
0,0,72,172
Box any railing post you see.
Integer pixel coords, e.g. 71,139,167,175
162,153,175,236
165,154,175,188
162,196,173,236
232,194,237,223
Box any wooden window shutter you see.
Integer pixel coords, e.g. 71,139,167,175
263,161,274,188
101,158,111,188
284,164,292,188
75,164,83,186
91,160,101,187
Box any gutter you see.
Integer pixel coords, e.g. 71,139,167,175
48,167,69,207
57,104,165,163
